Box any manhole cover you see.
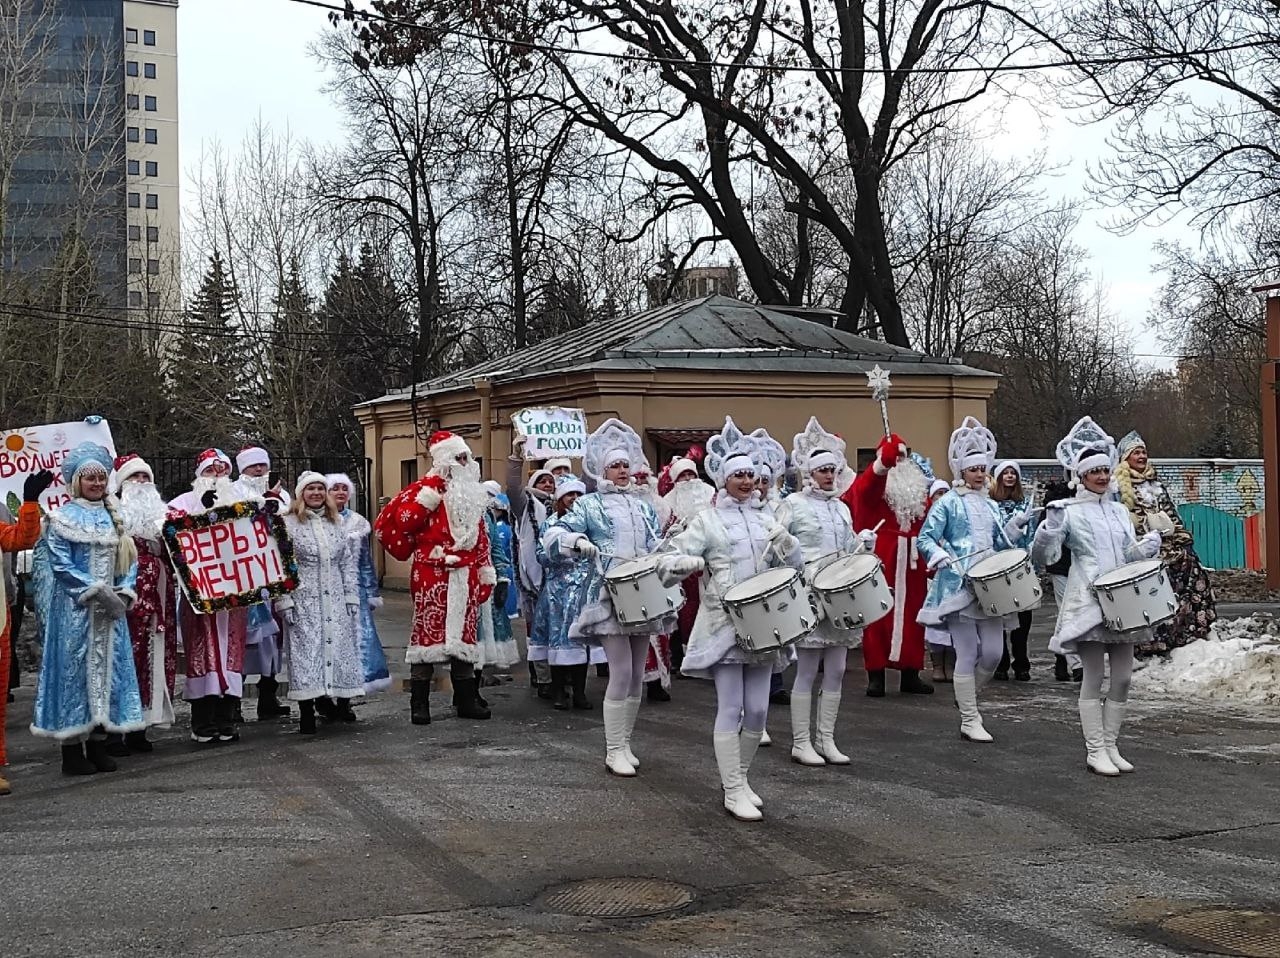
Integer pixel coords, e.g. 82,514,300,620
1159,908,1280,957
537,878,695,918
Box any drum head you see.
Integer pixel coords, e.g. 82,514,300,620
967,548,1028,578
1093,559,1163,588
812,553,880,591
723,567,796,603
604,554,660,582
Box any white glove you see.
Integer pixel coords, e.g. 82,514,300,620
927,551,953,571
663,555,704,577
766,524,799,557
1147,512,1175,535
368,596,384,609
572,536,599,559
855,530,878,553
1008,511,1031,530
1141,530,1163,552
1042,503,1066,532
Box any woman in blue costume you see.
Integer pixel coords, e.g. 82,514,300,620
327,474,391,695
916,418,1031,745
535,475,597,710
31,442,145,776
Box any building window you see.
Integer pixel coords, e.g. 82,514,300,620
128,290,143,307
126,27,138,43
126,61,138,77
128,258,142,275
128,225,140,241
147,259,160,276
127,159,139,175
145,161,157,177
127,126,139,143
147,292,160,308
146,225,159,243
145,193,157,209
144,128,157,144
144,95,156,111
400,459,419,488
127,192,140,208
126,93,139,109
143,30,156,46
144,62,156,79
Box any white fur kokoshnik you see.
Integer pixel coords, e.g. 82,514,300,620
947,416,998,479
1117,430,1146,461
1055,416,1117,484
325,472,354,492
750,428,787,480
295,470,328,497
581,418,644,483
792,416,848,475
555,474,586,500
236,446,270,472
704,416,761,488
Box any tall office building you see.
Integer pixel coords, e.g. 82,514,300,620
1,0,179,333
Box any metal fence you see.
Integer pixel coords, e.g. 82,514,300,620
146,455,374,516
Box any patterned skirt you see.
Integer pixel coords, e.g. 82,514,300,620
1137,544,1217,656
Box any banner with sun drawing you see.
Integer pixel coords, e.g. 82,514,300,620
0,417,116,514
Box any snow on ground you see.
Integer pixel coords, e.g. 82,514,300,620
1135,615,1280,707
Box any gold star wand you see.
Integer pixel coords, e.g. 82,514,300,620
866,365,892,437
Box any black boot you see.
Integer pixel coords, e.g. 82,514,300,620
453,676,491,720
85,737,118,772
314,696,337,721
231,700,244,724
473,670,490,708
550,666,570,711
190,697,218,745
866,669,886,698
646,679,671,702
335,698,357,722
899,669,934,695
1071,667,1084,683
596,663,610,679
125,729,154,753
257,677,291,719
1054,655,1070,682
217,697,241,743
299,699,317,734
104,732,131,756
61,743,96,776
531,661,552,700
570,663,592,710
410,680,432,725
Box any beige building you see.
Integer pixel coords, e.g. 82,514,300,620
356,296,998,587
122,0,181,329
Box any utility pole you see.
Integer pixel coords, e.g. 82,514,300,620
1253,282,1280,589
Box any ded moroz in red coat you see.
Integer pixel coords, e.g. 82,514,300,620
375,473,497,664
841,435,928,671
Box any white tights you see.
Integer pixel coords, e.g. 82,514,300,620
792,646,847,695
600,634,650,701
713,663,773,733
1076,641,1134,703
948,616,1005,677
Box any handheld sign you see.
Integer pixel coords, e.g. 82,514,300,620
0,417,116,515
511,406,587,459
162,502,298,614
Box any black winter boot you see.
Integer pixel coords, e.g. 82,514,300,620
314,696,337,721
410,680,432,725
61,743,96,776
85,737,118,772
866,669,886,698
125,729,153,753
216,697,240,743
473,670,490,709
570,663,592,710
1054,655,1070,682
190,697,218,745
550,666,570,711
104,732,131,756
335,698,357,722
646,679,671,702
453,677,491,720
899,669,934,695
298,699,317,734
257,677,291,719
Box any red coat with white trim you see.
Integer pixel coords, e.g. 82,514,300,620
374,473,496,664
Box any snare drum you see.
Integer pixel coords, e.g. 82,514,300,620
604,555,685,626
722,567,816,653
810,553,893,630
966,548,1042,617
1092,559,1176,634
803,551,841,585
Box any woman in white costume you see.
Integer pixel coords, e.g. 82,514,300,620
1031,417,1162,776
664,418,803,821
774,417,877,767
916,418,1030,743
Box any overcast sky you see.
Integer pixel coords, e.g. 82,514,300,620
177,0,1187,362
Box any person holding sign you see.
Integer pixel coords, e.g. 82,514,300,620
327,473,391,695
30,444,145,776
374,431,497,726
0,469,50,793
277,473,364,734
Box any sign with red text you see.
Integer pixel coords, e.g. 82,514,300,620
0,417,116,515
161,502,298,614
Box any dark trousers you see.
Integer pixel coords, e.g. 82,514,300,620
998,610,1034,673
411,659,473,684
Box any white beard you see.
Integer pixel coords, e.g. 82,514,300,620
439,460,485,549
884,459,928,529
193,475,239,508
664,479,714,523
119,481,167,540
238,473,268,498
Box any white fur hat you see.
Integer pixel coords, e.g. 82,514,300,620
295,470,328,496
236,445,270,472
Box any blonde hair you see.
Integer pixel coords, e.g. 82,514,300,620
289,485,340,523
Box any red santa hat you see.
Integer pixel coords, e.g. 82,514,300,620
236,445,271,472
429,430,472,469
112,452,152,486
194,448,232,478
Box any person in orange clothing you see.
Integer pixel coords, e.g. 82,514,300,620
0,468,55,795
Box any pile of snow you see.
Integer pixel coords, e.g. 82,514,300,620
1134,615,1280,707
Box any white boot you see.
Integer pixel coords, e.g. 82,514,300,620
714,731,762,821
789,693,826,766
953,674,993,743
814,691,850,764
622,695,642,769
1101,699,1133,773
1079,699,1120,776
759,725,772,747
740,728,765,808
603,699,636,777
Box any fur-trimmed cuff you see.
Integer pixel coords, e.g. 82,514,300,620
479,565,497,586
415,486,441,511
872,460,890,476
116,588,137,610
77,581,107,606
368,596,384,609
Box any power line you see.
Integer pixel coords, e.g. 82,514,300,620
289,0,1276,77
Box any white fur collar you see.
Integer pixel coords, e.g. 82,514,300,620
47,499,120,545
597,480,638,495
803,485,842,502
956,485,989,498
717,491,764,511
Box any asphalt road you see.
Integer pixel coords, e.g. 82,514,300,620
2,598,1278,958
